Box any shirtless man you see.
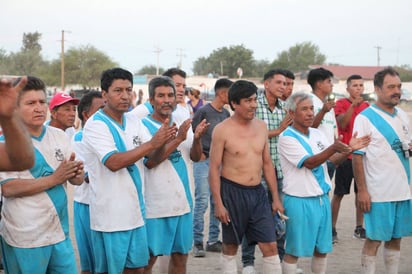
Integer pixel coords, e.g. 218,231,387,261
209,80,283,274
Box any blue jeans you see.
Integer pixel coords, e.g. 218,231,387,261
241,178,285,266
192,159,220,245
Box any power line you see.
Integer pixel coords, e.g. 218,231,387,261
374,45,382,66
176,48,186,69
153,46,162,75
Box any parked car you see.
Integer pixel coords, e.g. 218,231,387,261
360,92,376,103
401,89,412,103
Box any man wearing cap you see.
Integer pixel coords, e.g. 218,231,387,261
48,92,80,138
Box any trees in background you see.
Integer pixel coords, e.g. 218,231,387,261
0,32,117,88
192,42,327,78
270,41,326,72
193,45,256,78
2,33,412,84
137,65,165,75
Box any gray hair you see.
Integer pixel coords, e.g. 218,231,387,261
285,92,312,112
148,76,176,99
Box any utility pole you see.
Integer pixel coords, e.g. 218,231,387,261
153,46,162,75
220,61,223,76
61,30,65,90
176,48,186,69
374,45,382,66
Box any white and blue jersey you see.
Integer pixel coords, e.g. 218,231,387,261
0,126,72,248
72,130,89,204
311,94,337,144
140,116,193,218
353,105,412,202
279,126,332,197
129,101,153,119
82,109,146,232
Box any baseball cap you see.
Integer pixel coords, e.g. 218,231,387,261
49,92,80,111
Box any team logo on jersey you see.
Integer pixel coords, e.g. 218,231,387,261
391,139,403,153
55,148,64,161
403,125,409,136
133,135,142,147
317,141,325,151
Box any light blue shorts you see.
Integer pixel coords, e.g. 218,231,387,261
1,237,77,274
364,200,412,241
146,212,193,256
284,194,332,257
91,226,149,273
73,201,94,272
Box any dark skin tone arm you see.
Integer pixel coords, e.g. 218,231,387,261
2,153,84,197
312,100,335,128
105,118,176,172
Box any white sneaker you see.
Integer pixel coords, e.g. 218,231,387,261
242,265,257,274
296,267,304,274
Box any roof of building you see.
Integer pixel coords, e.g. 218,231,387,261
308,65,385,80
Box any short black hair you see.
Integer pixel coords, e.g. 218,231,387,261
263,69,285,81
77,91,102,122
15,76,46,104
214,78,233,95
162,68,186,79
100,68,133,92
15,75,45,92
283,69,295,80
228,80,257,111
346,74,363,86
307,68,334,90
374,67,399,88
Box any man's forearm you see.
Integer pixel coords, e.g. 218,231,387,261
1,115,34,170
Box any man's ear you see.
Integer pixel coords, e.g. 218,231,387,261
50,109,57,119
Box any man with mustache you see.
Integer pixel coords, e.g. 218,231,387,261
140,76,208,274
353,67,412,274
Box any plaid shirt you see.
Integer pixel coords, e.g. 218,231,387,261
255,91,287,179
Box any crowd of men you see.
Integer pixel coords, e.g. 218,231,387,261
0,65,411,274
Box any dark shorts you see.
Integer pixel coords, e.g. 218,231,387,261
220,177,276,245
334,159,357,195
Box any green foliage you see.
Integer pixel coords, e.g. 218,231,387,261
193,45,256,78
1,32,45,76
0,32,117,88
270,41,326,72
395,65,412,82
0,49,11,75
137,65,165,75
21,32,42,53
64,45,118,88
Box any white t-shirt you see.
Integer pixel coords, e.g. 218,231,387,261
140,116,193,218
72,130,89,204
129,101,152,119
353,105,412,202
311,94,337,144
0,126,72,248
82,109,145,232
279,127,332,197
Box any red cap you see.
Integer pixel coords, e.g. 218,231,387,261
49,92,80,111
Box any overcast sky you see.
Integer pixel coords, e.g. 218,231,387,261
2,0,412,75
